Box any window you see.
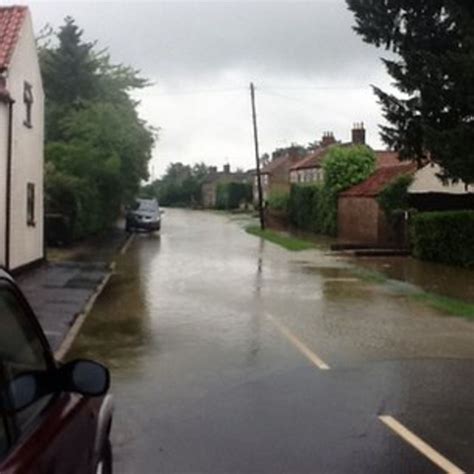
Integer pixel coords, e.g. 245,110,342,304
27,183,35,227
0,287,52,435
23,82,33,128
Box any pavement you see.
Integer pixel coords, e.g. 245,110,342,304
17,261,112,353
66,209,474,474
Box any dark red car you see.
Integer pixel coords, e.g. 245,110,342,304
0,269,113,474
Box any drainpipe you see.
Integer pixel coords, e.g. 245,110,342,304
5,99,13,271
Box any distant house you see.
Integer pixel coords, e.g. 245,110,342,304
253,146,305,203
289,124,402,185
0,6,44,271
289,132,339,185
202,165,251,208
408,162,474,212
338,163,416,247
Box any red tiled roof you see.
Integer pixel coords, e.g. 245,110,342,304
0,6,27,70
290,148,326,171
341,163,417,197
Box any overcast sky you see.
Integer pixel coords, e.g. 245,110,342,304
25,0,392,178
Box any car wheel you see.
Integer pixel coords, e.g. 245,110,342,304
96,438,112,474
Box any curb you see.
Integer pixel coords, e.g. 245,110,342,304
119,233,135,255
55,233,136,360
54,261,116,361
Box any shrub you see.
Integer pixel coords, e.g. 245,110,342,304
216,182,252,209
288,184,322,232
411,211,474,267
268,191,290,212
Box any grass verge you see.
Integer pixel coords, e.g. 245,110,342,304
350,267,388,284
245,226,315,251
411,292,474,318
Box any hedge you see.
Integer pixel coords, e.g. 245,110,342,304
267,191,290,212
411,211,474,267
287,184,337,235
216,182,252,209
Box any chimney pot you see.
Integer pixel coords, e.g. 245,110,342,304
321,131,336,147
352,122,366,145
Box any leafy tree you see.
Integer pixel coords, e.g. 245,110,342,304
40,17,157,239
152,162,214,206
318,145,376,235
323,145,376,192
346,0,474,183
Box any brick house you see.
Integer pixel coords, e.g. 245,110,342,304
289,124,402,185
338,163,416,247
0,6,44,271
253,147,305,203
202,165,250,208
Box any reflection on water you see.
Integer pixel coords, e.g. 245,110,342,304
68,233,161,372
356,255,474,302
64,210,474,473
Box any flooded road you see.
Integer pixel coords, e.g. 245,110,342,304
69,209,474,473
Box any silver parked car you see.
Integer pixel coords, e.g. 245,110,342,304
125,198,162,232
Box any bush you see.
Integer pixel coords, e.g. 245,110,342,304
268,191,290,212
411,211,474,267
288,185,322,232
216,182,252,209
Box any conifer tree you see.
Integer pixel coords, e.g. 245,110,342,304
347,0,474,183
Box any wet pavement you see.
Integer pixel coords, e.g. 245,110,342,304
69,209,474,473
17,261,111,352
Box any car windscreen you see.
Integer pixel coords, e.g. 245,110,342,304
137,200,158,212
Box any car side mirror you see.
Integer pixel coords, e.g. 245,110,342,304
59,359,110,396
0,359,110,413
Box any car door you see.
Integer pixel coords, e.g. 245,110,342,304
0,279,98,474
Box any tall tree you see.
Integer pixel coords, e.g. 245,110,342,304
346,0,474,183
39,17,157,239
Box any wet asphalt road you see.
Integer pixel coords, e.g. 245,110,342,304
69,209,474,473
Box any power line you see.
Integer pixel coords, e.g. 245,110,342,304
134,83,373,97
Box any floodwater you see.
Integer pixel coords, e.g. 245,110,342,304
69,208,474,473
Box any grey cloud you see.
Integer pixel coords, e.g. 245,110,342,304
30,1,382,84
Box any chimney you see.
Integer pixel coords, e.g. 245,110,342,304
352,122,366,145
223,164,230,174
321,132,336,148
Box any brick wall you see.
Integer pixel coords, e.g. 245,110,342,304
338,196,379,244
338,196,406,247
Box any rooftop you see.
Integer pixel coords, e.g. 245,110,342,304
341,163,417,198
0,6,27,71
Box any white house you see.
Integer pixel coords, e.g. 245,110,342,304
0,6,44,271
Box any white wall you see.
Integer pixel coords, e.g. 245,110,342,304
409,163,472,195
0,104,8,266
5,11,44,270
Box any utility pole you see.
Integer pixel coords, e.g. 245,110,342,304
250,82,265,230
